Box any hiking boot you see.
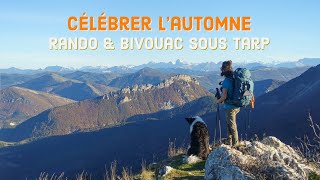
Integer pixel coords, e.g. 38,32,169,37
233,142,246,151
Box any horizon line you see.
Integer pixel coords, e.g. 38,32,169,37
1,57,319,70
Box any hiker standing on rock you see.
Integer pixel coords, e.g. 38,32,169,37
216,60,240,146
216,60,254,147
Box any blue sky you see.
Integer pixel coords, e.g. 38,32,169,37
0,0,319,68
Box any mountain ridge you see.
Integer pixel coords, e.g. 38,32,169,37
108,67,172,88
17,73,117,101
0,75,211,141
0,86,75,128
252,64,320,142
1,58,318,74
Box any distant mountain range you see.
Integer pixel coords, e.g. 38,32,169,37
0,66,310,95
63,71,119,85
0,73,43,89
0,75,211,141
0,86,74,128
1,58,319,74
108,67,172,88
17,73,118,101
250,66,310,82
0,64,313,143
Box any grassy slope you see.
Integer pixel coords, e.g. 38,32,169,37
163,156,205,180
138,155,205,180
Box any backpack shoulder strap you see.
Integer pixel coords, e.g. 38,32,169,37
226,76,235,90
225,76,235,101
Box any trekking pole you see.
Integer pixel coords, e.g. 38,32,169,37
245,107,248,130
217,104,222,144
242,107,246,131
214,88,221,146
247,109,251,129
214,115,217,146
214,104,219,146
242,107,249,140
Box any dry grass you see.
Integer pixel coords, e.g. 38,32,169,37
167,139,187,158
76,171,91,180
140,160,154,180
121,167,134,180
38,160,152,180
38,172,65,180
294,113,320,179
296,113,320,169
104,161,118,180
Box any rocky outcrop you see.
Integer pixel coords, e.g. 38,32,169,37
119,96,131,104
205,136,318,180
157,75,199,89
106,74,199,97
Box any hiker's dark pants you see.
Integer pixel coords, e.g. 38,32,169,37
225,108,240,146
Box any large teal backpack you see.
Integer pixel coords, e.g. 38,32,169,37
226,68,254,107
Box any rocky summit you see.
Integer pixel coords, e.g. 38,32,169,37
205,136,319,180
